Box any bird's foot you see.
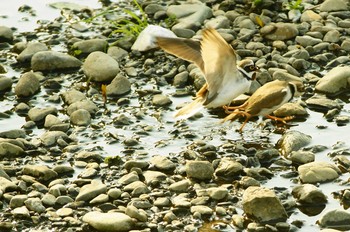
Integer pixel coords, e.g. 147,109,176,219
266,115,295,124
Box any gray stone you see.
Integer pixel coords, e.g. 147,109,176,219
22,165,58,182
40,131,70,147
56,208,73,217
0,76,12,92
298,161,341,184
83,211,133,232
66,99,98,116
324,30,340,43
10,195,28,208
118,171,139,185
28,107,58,122
315,66,350,95
154,197,171,207
144,3,165,15
288,150,315,165
75,180,107,201
0,26,13,42
173,71,189,87
44,114,63,128
24,198,46,213
125,205,147,222
12,206,30,218
124,160,149,171
272,70,302,82
0,177,18,192
277,130,312,156
56,196,74,205
169,179,191,193
83,51,120,82
320,0,349,12
306,94,342,111
186,161,214,180
296,35,323,47
242,186,288,223
273,102,308,117
172,194,191,207
207,187,228,200
79,167,98,179
142,170,167,184
190,205,213,216
301,10,322,22
150,155,176,171
108,188,122,199
292,184,327,204
17,42,48,63
49,184,66,197
31,51,82,71
70,109,91,126
152,94,172,106
123,181,147,192
260,23,298,41
341,40,350,51
107,46,128,61
90,193,109,204
71,39,108,55
318,209,350,230
15,72,40,97
0,142,25,158
0,129,26,139
106,74,131,96
214,158,244,179
61,89,86,105
205,15,231,29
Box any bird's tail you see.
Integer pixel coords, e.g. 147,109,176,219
174,98,204,120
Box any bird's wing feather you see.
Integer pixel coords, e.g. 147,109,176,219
156,37,204,72
200,28,237,101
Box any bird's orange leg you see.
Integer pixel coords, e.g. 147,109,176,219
265,115,295,124
221,110,252,132
223,102,248,113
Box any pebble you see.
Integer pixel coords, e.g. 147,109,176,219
28,107,58,122
152,94,172,106
260,23,298,40
70,109,91,126
24,197,46,213
0,76,12,92
15,71,41,97
298,161,341,183
292,184,327,205
186,161,214,180
40,131,70,147
273,102,308,117
22,165,58,182
12,206,30,218
106,74,131,96
318,209,350,230
288,150,315,165
214,158,243,179
0,26,13,42
150,155,176,171
169,179,191,193
83,211,134,232
83,51,120,82
75,180,107,201
315,66,350,95
56,208,73,217
16,42,48,63
319,0,349,12
71,39,108,55
277,130,312,156
31,51,82,71
242,186,288,223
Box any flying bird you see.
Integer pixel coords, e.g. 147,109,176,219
222,79,304,132
157,28,258,119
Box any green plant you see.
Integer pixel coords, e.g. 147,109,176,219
286,0,304,11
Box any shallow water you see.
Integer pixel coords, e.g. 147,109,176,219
1,1,350,231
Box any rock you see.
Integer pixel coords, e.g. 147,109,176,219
106,74,131,96
260,23,298,41
207,187,228,200
272,70,302,82
301,10,322,22
169,179,191,193
66,99,98,116
90,193,109,204
70,109,91,126
14,72,40,97
10,195,28,208
320,0,349,12
0,26,13,42
214,158,243,179
0,129,26,139
324,30,340,43
16,42,48,63
0,76,12,92
31,51,82,71
167,4,212,31
12,206,30,218
242,186,288,223
0,177,18,192
118,171,139,185
56,208,73,217
125,205,147,222
61,89,86,105
107,46,128,61
132,25,176,51
142,170,167,184
205,15,231,29
186,161,214,180
40,131,70,146
150,155,176,171
152,94,172,106
298,161,341,184
0,142,25,158
75,180,107,201
173,71,189,87
28,107,58,122
172,194,191,207
292,184,327,204
273,102,308,117
83,51,120,82
71,39,108,55
124,160,149,171
277,130,312,156
288,150,315,165
44,114,63,128
22,165,58,182
296,35,323,47
190,205,213,216
306,94,342,111
24,198,46,213
83,211,134,232
315,66,350,95
318,209,350,230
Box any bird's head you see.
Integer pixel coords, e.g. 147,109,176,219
237,59,259,81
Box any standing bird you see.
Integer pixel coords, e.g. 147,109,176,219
222,79,304,132
157,28,258,119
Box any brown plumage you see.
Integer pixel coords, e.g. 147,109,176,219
222,80,304,132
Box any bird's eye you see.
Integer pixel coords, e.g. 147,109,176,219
249,66,255,71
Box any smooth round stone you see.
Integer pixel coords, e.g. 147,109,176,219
71,39,108,55
16,42,48,63
185,161,214,180
106,74,131,96
56,208,73,217
190,205,213,216
83,211,134,232
152,94,172,106
125,205,147,222
298,161,341,183
31,51,82,71
150,155,176,171
169,179,191,193
70,109,91,126
0,76,12,92
292,184,327,204
315,66,350,95
277,130,312,156
318,209,350,230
